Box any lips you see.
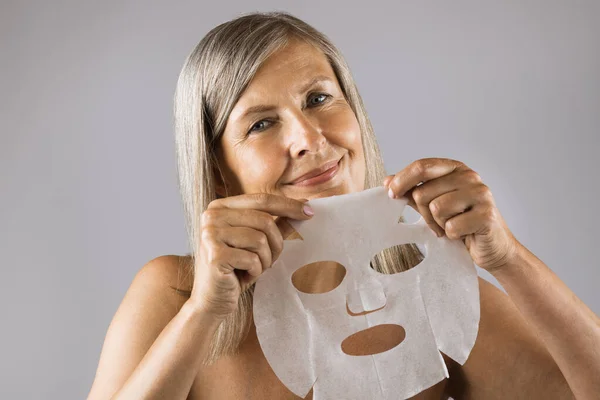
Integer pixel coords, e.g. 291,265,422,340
287,158,341,185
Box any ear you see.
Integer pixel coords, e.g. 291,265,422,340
211,161,228,198
211,153,242,199
210,146,227,199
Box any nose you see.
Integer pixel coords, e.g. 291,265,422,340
286,110,326,158
346,279,387,314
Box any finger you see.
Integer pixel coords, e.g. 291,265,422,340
427,189,475,233
275,216,299,241
214,245,263,278
383,175,394,188
218,227,273,272
409,169,483,205
208,193,314,220
203,208,284,262
237,267,262,290
388,158,465,199
443,203,494,240
431,184,492,230
408,171,480,235
406,186,446,237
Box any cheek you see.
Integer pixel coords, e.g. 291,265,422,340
237,144,286,191
323,107,363,150
324,107,366,189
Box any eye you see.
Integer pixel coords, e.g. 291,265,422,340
307,93,331,107
247,119,272,135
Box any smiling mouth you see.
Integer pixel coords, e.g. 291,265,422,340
341,324,406,356
287,158,342,187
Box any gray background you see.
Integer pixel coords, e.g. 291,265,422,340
1,1,598,398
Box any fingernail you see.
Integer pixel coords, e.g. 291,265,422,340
303,205,314,216
388,188,395,199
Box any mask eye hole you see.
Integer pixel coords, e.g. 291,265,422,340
370,243,426,275
292,261,346,294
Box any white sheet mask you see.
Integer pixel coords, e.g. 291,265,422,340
253,187,480,399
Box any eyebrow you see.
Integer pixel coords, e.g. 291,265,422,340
236,75,334,122
297,75,334,96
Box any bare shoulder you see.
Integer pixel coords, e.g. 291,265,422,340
445,277,574,399
137,254,194,298
87,254,194,399
122,254,194,315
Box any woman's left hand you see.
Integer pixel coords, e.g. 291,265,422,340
384,158,521,273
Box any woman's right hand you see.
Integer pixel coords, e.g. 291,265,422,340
190,193,314,319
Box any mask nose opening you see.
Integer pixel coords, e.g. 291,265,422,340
346,282,386,314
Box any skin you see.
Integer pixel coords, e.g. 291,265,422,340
88,38,599,400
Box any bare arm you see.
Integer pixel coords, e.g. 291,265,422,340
87,256,220,400
383,158,598,398
110,301,219,400
489,242,600,399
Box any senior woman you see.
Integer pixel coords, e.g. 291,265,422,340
87,12,599,400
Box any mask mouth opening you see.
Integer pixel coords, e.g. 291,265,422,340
341,324,406,356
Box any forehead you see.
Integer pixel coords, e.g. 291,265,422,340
242,39,336,98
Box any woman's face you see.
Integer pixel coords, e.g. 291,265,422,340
216,39,366,201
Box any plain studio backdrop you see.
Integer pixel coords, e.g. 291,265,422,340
1,1,599,398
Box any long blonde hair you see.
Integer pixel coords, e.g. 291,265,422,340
173,11,423,364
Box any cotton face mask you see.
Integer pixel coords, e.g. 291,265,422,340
253,187,480,400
